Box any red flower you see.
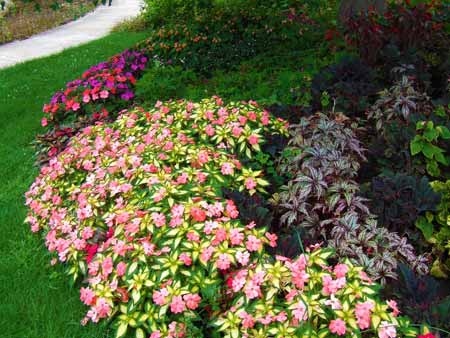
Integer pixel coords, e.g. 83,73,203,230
190,207,206,222
85,243,99,264
418,334,436,338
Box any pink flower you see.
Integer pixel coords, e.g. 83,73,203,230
100,90,109,99
170,295,186,314
246,235,261,252
72,102,80,111
153,288,169,306
324,294,342,310
387,300,400,317
265,232,277,247
179,253,192,266
186,231,200,242
200,247,214,262
150,331,162,338
116,262,127,276
41,118,48,127
378,321,397,338
221,162,234,175
355,301,374,330
333,264,349,278
95,297,110,318
217,253,231,270
232,126,243,137
230,229,244,246
205,125,215,136
236,250,250,266
80,287,96,305
101,257,113,277
183,293,201,310
244,281,260,299
239,311,255,329
329,319,346,336
244,178,257,190
151,212,166,227
248,134,259,145
292,301,308,321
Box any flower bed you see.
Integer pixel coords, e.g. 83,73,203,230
35,49,149,164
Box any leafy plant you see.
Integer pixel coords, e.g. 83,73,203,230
274,113,428,283
311,57,379,115
388,264,450,331
367,174,440,234
410,119,450,178
25,98,287,337
135,63,197,104
215,248,418,338
415,180,450,278
35,49,149,164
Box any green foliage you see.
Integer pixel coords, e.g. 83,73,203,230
135,64,197,103
416,180,450,278
411,119,450,178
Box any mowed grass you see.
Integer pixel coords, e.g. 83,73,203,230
0,31,148,338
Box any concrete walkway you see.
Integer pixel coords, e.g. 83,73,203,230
0,0,144,69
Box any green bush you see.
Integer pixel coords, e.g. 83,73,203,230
135,64,197,103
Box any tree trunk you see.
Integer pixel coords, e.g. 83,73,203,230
339,0,387,21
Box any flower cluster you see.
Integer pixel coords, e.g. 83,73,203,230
36,49,149,163
26,98,287,337
216,248,418,338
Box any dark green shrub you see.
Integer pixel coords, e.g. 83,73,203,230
135,64,197,103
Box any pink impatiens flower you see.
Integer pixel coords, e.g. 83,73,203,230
329,319,346,336
246,235,261,252
153,288,169,306
244,177,257,190
355,300,374,330
387,300,400,317
378,321,397,338
333,263,349,278
179,253,192,266
236,250,250,266
170,295,186,314
248,134,259,145
292,300,308,321
221,162,234,175
183,293,201,310
217,253,231,270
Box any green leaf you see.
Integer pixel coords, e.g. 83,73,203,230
136,328,145,338
116,323,128,338
422,142,436,159
435,151,448,165
426,160,440,177
410,139,423,155
424,127,439,142
437,125,450,139
415,217,434,240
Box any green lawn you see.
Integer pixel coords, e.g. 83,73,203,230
0,31,148,338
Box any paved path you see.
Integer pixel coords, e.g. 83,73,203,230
0,0,144,69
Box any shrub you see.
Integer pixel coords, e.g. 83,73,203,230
366,173,440,241
311,57,379,116
216,247,418,338
274,113,428,282
415,179,450,278
135,64,197,104
136,2,322,75
25,98,288,337
343,1,450,97
35,49,149,164
410,118,450,178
